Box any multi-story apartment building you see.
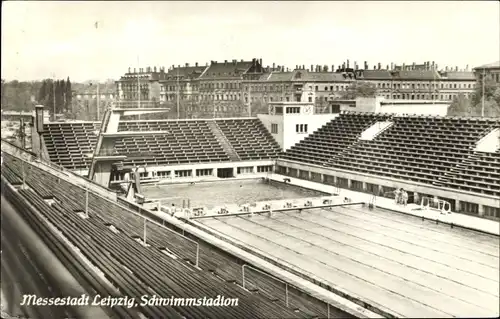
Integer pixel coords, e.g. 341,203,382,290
473,61,500,84
115,66,164,101
356,61,475,101
196,58,265,115
115,60,478,117
159,63,207,103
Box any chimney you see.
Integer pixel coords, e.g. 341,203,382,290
259,58,262,66
302,65,305,70
195,62,198,67
435,63,438,71
390,62,394,70
342,62,346,69
347,59,350,69
355,62,358,70
224,60,228,65
445,66,448,71
455,66,458,71
373,65,376,70
154,66,157,72
311,64,314,72
273,62,276,70
332,65,335,72
431,61,435,69
185,63,189,67
378,63,381,70
266,66,269,72
364,61,368,70
128,67,131,73
386,65,389,70
412,62,416,70
133,68,136,73
402,63,406,70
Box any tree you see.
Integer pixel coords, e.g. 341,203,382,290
471,74,500,107
341,81,378,99
447,93,470,116
66,77,72,112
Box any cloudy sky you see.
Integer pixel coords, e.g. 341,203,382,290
2,1,499,82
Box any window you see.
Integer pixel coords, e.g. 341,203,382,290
257,165,273,173
315,86,318,91
157,171,170,179
308,97,312,102
237,167,253,174
271,123,278,134
196,169,213,176
296,124,308,134
286,107,300,114
175,170,192,178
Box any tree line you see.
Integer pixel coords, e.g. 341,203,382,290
37,78,72,114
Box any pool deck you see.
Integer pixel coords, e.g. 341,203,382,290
269,174,500,236
196,205,500,318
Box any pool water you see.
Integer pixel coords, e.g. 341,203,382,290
141,179,328,209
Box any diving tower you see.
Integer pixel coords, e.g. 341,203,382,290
87,104,171,187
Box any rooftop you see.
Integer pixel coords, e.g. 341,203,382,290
474,61,500,70
199,59,256,79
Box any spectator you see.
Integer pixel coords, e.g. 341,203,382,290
402,190,408,206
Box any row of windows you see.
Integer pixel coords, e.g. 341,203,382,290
296,124,308,134
276,165,498,220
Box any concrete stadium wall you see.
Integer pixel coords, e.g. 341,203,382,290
276,158,500,217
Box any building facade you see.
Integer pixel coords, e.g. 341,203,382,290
116,66,164,101
115,60,478,117
473,61,500,84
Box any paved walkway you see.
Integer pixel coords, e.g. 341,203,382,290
197,205,499,318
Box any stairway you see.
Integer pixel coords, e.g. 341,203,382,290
433,151,480,187
207,120,241,161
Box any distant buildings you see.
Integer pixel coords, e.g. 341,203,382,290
473,61,500,84
115,59,479,116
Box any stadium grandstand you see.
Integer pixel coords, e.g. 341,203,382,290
1,98,499,318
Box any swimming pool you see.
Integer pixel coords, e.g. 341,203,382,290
141,178,328,209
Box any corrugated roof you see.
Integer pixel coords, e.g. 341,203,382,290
441,71,475,80
163,66,207,81
360,70,393,80
393,70,441,80
473,61,500,70
200,61,253,79
265,72,295,82
291,70,350,82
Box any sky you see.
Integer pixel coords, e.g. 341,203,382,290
2,1,499,82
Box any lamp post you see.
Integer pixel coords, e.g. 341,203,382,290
35,105,45,159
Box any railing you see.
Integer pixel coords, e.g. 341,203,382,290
117,197,200,267
242,264,290,307
1,139,117,201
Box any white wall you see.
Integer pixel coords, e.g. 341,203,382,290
282,114,337,150
379,102,449,116
476,128,500,152
258,113,337,151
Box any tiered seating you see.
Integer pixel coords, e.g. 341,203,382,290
282,113,390,165
441,151,500,197
114,120,230,166
43,122,100,170
331,117,498,189
216,119,282,160
2,154,351,318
